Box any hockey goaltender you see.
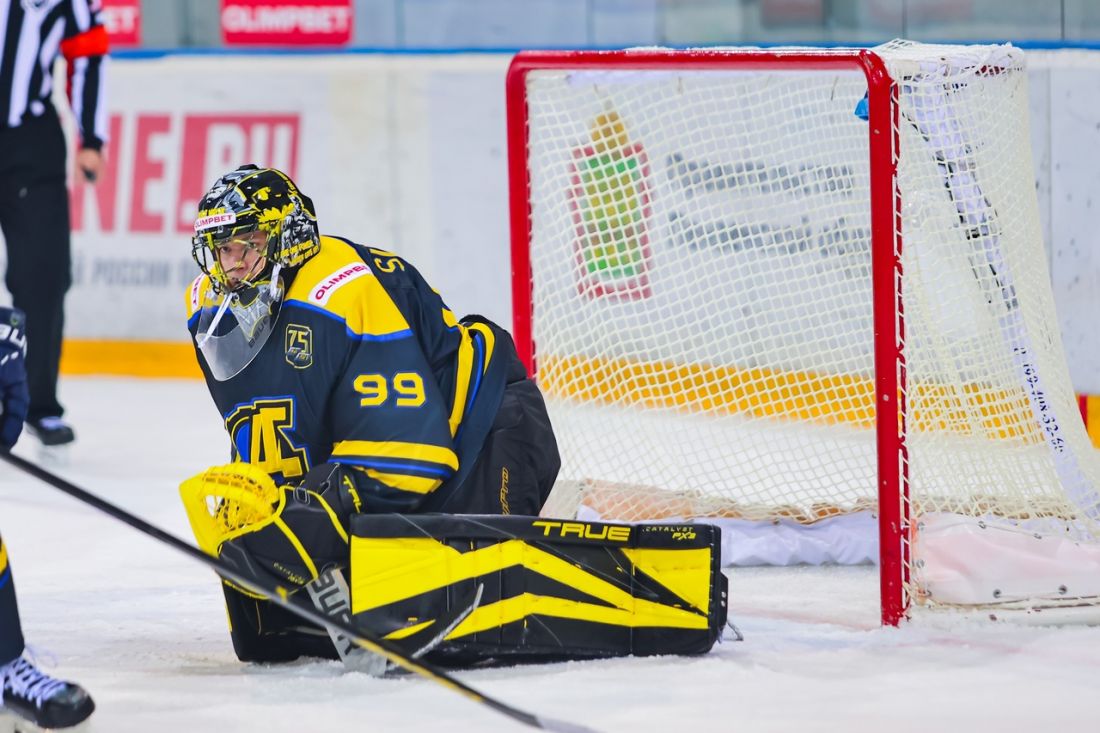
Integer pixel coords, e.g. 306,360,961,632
178,165,727,667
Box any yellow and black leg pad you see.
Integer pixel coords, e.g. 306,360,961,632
349,515,727,664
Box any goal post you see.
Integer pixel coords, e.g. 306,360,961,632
507,41,1100,625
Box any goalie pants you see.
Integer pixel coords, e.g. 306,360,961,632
224,362,562,663
0,534,26,665
0,107,71,421
421,352,561,516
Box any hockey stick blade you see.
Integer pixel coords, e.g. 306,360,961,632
0,451,600,733
305,568,388,675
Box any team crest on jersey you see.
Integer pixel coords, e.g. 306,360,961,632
21,0,52,11
224,397,308,481
285,324,313,369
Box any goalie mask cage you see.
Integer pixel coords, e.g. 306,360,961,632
507,41,1100,625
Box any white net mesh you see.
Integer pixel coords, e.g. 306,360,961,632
517,41,1100,614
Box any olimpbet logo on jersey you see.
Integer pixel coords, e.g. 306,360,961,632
309,264,372,307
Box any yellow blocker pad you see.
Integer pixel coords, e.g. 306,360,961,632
349,515,727,662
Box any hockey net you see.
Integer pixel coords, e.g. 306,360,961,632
507,40,1100,623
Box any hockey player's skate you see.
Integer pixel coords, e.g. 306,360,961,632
0,655,94,731
25,418,75,447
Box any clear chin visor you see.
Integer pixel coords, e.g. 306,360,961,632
195,278,283,381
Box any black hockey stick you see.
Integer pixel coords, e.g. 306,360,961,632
0,450,597,733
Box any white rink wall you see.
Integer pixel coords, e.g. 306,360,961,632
1029,50,1100,392
57,53,515,343
0,52,516,350
3,48,1100,387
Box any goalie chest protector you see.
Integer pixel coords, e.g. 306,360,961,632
347,514,728,662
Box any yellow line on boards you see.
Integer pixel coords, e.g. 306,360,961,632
538,353,1041,441
53,343,1100,449
59,340,202,378
1086,395,1100,448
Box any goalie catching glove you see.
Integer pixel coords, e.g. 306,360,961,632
180,462,355,593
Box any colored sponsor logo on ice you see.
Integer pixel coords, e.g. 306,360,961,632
567,109,654,301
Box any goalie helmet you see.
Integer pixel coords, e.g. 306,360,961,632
190,165,320,381
191,164,320,292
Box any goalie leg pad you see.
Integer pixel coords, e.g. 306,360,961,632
348,514,727,664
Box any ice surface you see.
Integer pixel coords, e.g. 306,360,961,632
1,378,1098,732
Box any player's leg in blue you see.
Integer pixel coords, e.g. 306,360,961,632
0,535,95,730
0,535,25,667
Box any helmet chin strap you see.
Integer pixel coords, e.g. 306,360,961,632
196,292,233,349
268,263,283,298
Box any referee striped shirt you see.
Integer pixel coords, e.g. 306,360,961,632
0,0,108,149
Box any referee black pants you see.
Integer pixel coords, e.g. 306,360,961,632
0,109,72,422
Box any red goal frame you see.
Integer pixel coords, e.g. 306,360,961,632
505,48,909,626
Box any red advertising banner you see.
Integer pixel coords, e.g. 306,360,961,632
100,0,141,47
221,0,353,46
71,112,302,235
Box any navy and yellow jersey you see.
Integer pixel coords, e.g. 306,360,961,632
186,235,504,513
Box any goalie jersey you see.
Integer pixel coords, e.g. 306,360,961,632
185,235,508,513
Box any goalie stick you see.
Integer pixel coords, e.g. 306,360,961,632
305,568,484,676
0,450,597,733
